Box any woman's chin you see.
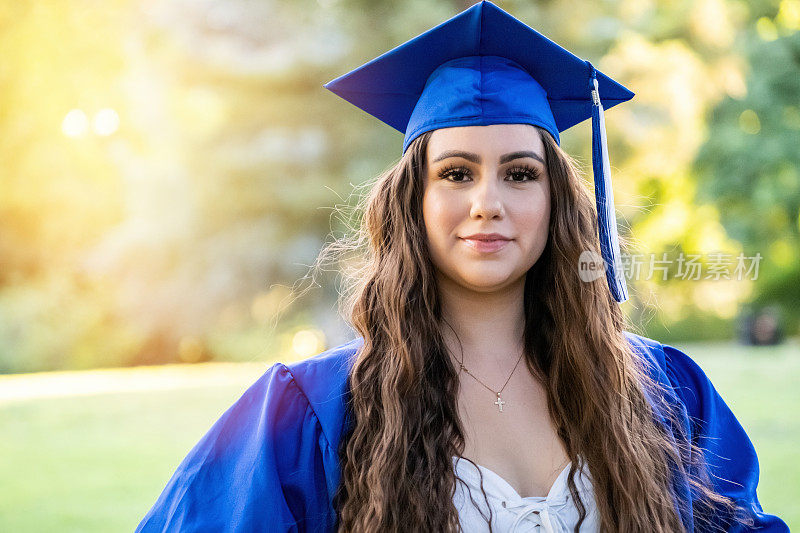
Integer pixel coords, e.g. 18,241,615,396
454,270,524,292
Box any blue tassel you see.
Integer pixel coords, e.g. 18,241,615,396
588,62,628,303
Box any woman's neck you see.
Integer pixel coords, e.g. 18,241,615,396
437,273,527,368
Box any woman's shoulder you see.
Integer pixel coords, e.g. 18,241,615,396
276,337,362,443
623,330,709,393
135,338,363,532
623,330,724,421
282,337,362,402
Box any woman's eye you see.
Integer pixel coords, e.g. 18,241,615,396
438,167,471,182
506,166,540,182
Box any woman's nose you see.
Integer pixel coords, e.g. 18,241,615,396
469,173,504,219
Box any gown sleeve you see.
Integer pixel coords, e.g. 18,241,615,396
661,343,789,532
135,362,334,533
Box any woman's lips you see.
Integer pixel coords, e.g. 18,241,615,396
460,237,511,253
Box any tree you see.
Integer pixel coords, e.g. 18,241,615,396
696,25,800,333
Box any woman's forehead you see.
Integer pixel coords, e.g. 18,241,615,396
427,124,544,160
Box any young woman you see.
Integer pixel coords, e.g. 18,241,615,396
137,3,788,532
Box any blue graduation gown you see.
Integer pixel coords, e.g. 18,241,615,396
135,332,788,532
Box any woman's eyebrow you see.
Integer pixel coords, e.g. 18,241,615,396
431,150,544,165
499,151,545,165
431,150,480,163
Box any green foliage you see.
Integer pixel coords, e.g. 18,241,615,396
2,0,799,372
639,308,738,343
0,276,145,373
696,28,800,330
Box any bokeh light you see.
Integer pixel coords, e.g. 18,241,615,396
93,108,120,136
291,329,325,358
61,109,89,137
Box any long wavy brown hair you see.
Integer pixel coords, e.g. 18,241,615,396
328,127,746,532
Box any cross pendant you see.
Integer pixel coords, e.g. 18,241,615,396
494,394,506,413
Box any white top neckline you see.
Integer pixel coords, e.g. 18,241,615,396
456,458,574,501
452,456,599,532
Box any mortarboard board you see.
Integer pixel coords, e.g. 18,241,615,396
324,1,631,303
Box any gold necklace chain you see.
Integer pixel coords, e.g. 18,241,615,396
456,349,525,413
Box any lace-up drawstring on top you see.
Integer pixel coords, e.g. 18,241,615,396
503,498,563,532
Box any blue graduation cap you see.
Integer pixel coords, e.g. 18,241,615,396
324,1,631,303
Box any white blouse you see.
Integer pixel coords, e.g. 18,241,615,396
452,456,599,532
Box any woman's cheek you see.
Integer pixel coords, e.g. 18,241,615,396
423,195,456,242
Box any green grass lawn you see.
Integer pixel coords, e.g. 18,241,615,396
0,341,797,532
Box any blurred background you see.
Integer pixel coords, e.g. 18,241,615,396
0,0,797,530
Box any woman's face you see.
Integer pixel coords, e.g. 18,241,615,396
423,124,551,293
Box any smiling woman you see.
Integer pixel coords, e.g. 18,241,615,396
136,2,788,532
